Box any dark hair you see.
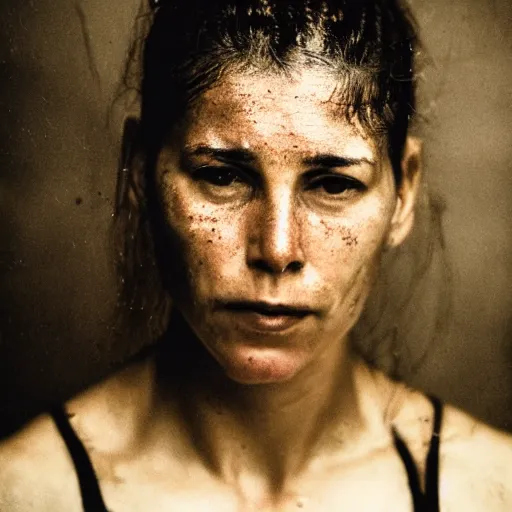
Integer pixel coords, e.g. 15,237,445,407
113,0,450,378
140,0,418,183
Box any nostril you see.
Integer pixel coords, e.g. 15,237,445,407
250,260,275,274
249,259,304,275
287,261,304,273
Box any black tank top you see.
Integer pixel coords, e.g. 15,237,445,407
50,396,443,512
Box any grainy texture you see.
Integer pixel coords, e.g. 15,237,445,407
0,0,511,436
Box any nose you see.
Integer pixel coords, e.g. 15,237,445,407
246,191,305,275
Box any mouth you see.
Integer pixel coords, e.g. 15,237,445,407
222,301,313,317
217,300,315,333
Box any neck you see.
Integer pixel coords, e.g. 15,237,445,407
149,313,372,495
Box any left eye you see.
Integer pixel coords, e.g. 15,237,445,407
307,175,365,195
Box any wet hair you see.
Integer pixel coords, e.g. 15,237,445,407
113,0,449,378
140,0,418,184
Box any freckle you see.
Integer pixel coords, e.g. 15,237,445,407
212,228,216,232
189,215,194,220
207,240,213,244
75,197,83,205
248,357,254,362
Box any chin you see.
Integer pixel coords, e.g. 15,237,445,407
219,345,306,385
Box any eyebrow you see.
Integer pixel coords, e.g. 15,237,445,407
182,145,375,168
302,154,376,168
182,145,258,165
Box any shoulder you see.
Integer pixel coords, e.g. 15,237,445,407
0,360,153,512
0,412,81,511
439,403,512,510
390,381,512,511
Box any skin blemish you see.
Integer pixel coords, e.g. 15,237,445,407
196,215,218,223
319,219,358,246
155,68,405,388
75,197,83,206
342,234,358,247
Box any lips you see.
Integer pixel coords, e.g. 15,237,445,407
223,301,312,317
217,300,314,333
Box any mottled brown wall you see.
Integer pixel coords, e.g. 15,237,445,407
1,0,511,436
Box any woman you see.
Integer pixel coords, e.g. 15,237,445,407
1,0,511,510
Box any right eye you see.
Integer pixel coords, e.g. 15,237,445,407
194,167,241,187
192,166,253,202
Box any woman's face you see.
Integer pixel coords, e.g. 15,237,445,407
155,67,414,384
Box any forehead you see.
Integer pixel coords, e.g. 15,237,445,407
184,68,378,161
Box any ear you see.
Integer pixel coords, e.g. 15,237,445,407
387,136,422,248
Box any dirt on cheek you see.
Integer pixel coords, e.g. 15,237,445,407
319,219,359,247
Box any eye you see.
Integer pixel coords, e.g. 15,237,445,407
306,174,366,196
192,165,254,202
194,166,241,187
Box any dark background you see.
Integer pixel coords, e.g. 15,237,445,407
1,0,511,437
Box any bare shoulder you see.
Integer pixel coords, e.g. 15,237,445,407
0,361,151,512
389,380,512,511
0,413,81,511
439,402,512,510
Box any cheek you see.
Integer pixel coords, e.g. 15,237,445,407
160,184,244,290
305,205,392,271
302,199,394,316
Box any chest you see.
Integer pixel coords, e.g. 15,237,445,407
95,454,416,512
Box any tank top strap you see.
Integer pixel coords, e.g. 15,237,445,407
392,394,443,512
50,405,109,512
424,395,443,510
